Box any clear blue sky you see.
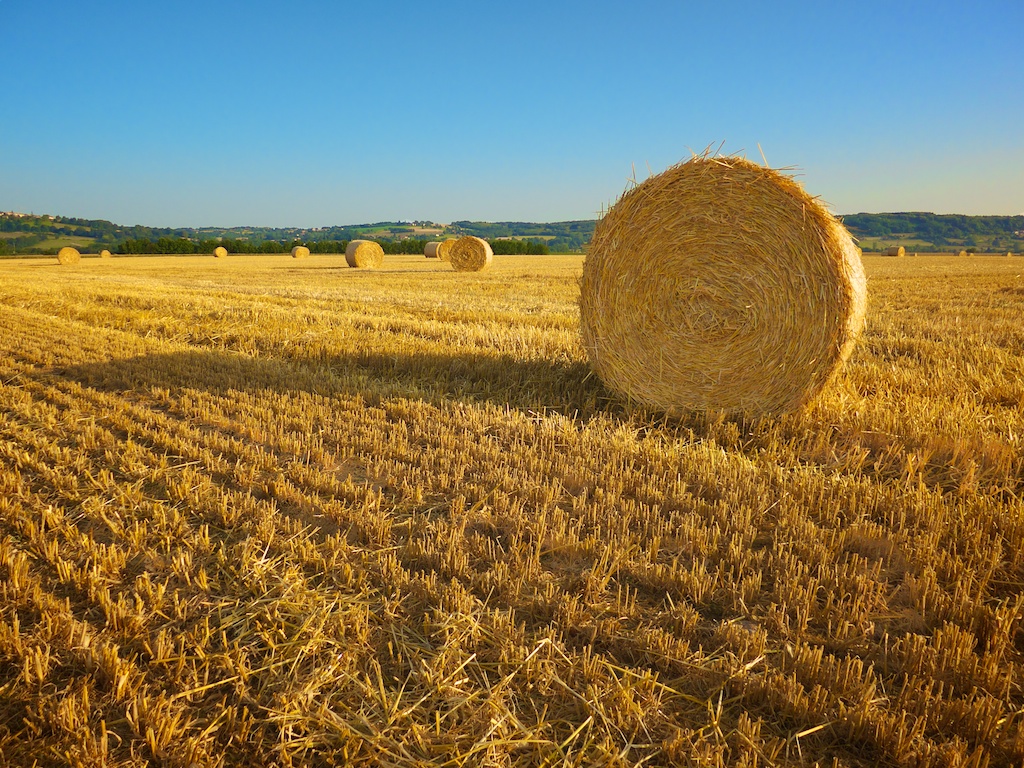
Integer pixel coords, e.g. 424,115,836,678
1,0,1021,227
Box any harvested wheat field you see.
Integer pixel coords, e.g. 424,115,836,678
0,253,1022,766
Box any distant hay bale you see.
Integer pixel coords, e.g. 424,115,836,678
437,239,456,262
345,239,384,269
884,246,905,257
213,246,228,258
56,247,80,265
448,236,493,272
291,245,310,259
579,155,867,416
100,249,112,259
424,241,443,259
1007,251,1014,258
958,250,968,257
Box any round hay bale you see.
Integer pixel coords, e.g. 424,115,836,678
437,239,456,262
957,250,968,257
1007,251,1013,258
449,236,493,272
580,155,867,416
99,249,112,259
884,246,905,257
345,239,384,269
291,245,310,259
424,241,442,259
213,246,228,258
57,247,80,265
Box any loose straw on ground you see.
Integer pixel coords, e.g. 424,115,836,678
291,246,310,259
579,154,867,416
57,247,80,265
345,240,384,269
448,236,493,272
214,246,228,258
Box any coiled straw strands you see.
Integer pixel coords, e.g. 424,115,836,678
884,246,905,257
57,247,80,265
100,249,112,258
580,154,867,416
449,236,493,272
291,246,310,259
345,240,384,269
213,246,228,258
437,239,456,261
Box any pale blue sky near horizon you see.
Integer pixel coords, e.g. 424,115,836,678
1,0,1021,227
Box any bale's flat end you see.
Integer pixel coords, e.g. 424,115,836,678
580,155,866,416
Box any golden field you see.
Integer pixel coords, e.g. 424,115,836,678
0,252,1022,766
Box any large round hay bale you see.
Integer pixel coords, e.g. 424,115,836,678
449,236,493,272
213,246,228,258
291,245,310,259
437,239,456,262
424,241,442,258
57,247,80,265
580,155,867,416
957,250,968,257
345,239,384,269
99,249,112,259
884,246,905,257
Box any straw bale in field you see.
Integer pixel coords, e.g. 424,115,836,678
437,239,456,261
449,236,493,272
57,247,80,265
213,246,228,258
580,154,866,416
291,245,310,259
100,249,112,259
345,239,384,269
424,241,444,259
884,246,905,257
1007,251,1014,257
958,250,968,257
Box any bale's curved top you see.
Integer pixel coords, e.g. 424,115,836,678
449,236,493,272
213,246,228,258
57,247,80,265
580,155,867,416
345,239,384,269
291,245,310,259
424,241,447,259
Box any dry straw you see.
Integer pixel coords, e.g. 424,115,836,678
884,246,906,257
448,236,493,272
958,250,969,257
345,239,384,269
213,246,228,258
437,239,456,262
291,245,310,259
56,247,80,265
100,249,112,259
424,241,448,259
580,154,867,416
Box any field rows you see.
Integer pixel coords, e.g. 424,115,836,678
0,254,1022,765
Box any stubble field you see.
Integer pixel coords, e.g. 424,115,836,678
0,252,1022,766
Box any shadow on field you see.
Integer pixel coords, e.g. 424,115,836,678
54,346,617,420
